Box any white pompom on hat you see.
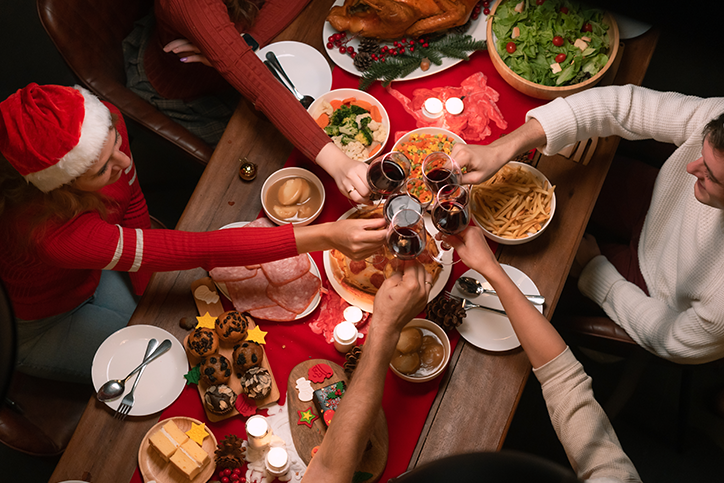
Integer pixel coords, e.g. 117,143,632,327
0,83,112,193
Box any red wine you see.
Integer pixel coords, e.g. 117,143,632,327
368,160,406,195
384,193,423,223
388,227,425,259
424,167,460,194
432,201,469,235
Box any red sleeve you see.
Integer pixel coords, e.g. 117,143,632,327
247,0,313,46
161,0,331,160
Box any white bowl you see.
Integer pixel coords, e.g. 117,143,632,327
389,318,451,383
470,161,556,245
307,88,390,163
261,167,325,226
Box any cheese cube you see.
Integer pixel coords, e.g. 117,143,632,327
550,63,562,74
149,420,190,461
512,26,520,39
574,38,589,51
170,440,209,479
514,1,525,13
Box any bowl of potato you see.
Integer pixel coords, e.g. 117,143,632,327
389,318,450,383
261,167,325,226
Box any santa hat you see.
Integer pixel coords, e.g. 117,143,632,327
0,83,112,193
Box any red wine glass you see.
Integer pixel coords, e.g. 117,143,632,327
430,184,470,264
422,152,462,197
387,209,426,261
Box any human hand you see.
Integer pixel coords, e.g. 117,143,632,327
315,143,371,203
570,233,601,278
326,218,386,260
439,225,498,274
372,261,431,335
163,39,211,67
452,143,506,185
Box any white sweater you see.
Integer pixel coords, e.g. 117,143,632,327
534,347,641,482
527,85,724,364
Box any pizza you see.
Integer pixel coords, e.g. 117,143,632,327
329,205,443,305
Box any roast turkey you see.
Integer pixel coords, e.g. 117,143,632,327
327,0,480,40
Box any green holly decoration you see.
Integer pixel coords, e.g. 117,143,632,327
184,364,201,385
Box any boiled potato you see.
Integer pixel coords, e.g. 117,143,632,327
278,178,306,205
299,179,311,203
273,205,298,219
396,327,423,354
391,350,421,375
298,203,314,219
420,339,444,370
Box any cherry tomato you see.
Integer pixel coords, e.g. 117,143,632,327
555,53,567,63
582,23,593,32
536,0,545,4
506,42,517,53
560,6,569,14
552,36,564,47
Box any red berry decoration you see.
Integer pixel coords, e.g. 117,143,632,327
221,478,230,483
555,53,567,63
380,57,386,62
560,6,568,14
223,469,232,477
231,475,239,481
483,0,490,6
552,36,564,47
422,42,429,48
339,46,346,54
400,47,405,53
347,46,354,54
506,42,516,53
409,46,415,52
326,42,333,49
351,52,356,58
483,7,490,14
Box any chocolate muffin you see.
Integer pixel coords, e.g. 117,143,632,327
239,366,272,400
232,341,264,377
204,384,237,415
199,353,232,386
185,327,219,359
215,310,251,345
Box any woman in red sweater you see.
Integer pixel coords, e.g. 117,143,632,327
124,0,372,202
0,84,385,383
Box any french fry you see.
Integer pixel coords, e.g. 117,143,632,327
471,164,555,240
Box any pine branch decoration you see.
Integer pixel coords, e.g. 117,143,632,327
359,34,486,90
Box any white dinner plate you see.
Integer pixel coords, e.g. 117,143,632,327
213,221,323,320
91,325,187,416
322,206,452,313
257,41,333,100
611,12,652,40
452,265,542,352
322,0,489,81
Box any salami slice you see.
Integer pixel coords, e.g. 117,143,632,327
249,304,297,322
210,265,257,282
261,254,311,286
267,272,321,313
245,217,275,228
225,271,276,313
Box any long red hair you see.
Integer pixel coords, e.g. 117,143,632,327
225,0,266,26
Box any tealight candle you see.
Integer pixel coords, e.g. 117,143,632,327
445,97,464,115
265,446,290,477
245,415,272,450
422,98,444,118
333,321,358,353
343,306,364,325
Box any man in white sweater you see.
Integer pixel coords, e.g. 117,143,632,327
453,85,724,364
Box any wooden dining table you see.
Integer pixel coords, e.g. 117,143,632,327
50,1,660,481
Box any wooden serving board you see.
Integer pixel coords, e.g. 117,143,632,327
138,416,217,483
187,277,280,422
287,359,388,482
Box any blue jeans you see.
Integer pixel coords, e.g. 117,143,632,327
15,271,139,384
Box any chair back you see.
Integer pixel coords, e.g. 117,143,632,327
36,0,213,165
0,279,16,402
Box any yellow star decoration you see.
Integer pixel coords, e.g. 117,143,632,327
246,325,268,345
195,312,217,330
185,422,208,445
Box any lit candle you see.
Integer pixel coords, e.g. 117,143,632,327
265,446,290,477
422,98,444,118
245,415,272,450
445,97,464,115
343,306,363,325
333,321,358,354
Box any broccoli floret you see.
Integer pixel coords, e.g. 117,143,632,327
339,118,359,136
324,125,340,136
355,128,373,146
349,105,368,116
339,135,356,146
357,113,372,129
330,105,352,125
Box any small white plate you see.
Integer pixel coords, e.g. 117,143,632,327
91,325,187,416
257,41,332,100
322,0,488,81
213,222,323,320
612,12,652,40
452,265,542,352
323,206,452,313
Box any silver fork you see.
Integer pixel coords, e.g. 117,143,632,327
443,291,508,316
114,338,158,420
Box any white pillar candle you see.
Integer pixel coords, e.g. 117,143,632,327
445,97,464,115
422,98,444,118
333,321,358,353
245,415,272,450
343,306,364,325
265,446,290,477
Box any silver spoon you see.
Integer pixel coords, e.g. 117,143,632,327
264,51,314,108
457,276,546,306
96,338,172,402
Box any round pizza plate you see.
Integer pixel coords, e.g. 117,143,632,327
213,221,322,320
322,207,452,313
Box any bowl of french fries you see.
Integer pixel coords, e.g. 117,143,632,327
470,162,556,245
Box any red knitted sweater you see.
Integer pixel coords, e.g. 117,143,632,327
0,105,298,320
144,0,330,160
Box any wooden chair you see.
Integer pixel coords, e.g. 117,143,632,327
36,0,213,166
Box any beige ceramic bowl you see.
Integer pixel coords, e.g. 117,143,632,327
261,167,325,226
471,161,556,245
307,88,390,163
487,1,619,100
390,318,451,383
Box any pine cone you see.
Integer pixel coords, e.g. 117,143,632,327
358,38,381,55
343,346,363,378
215,434,245,469
353,51,374,72
426,293,466,332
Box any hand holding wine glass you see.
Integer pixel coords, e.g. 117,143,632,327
430,184,470,264
387,209,426,261
367,151,410,196
422,152,462,196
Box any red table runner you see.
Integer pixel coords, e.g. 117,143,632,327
130,49,544,483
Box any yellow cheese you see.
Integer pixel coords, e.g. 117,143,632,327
180,439,210,467
149,421,189,461
170,446,203,480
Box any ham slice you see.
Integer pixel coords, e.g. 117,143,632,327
246,217,275,228
225,271,276,313
210,265,257,282
249,305,297,322
267,272,321,313
261,254,311,286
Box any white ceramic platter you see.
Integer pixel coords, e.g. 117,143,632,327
257,41,333,99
